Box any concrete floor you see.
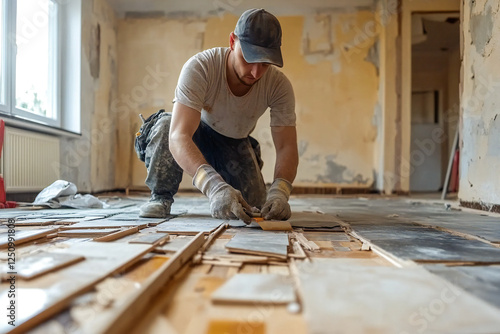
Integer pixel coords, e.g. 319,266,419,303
2,193,500,333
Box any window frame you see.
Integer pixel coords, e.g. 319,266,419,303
0,0,61,128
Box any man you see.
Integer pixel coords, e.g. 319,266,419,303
135,8,298,223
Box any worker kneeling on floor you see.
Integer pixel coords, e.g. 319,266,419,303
135,8,298,223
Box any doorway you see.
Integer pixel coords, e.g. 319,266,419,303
410,13,460,192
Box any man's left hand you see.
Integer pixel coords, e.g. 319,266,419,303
261,178,293,220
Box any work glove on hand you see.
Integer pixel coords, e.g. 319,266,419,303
193,164,252,223
261,178,293,220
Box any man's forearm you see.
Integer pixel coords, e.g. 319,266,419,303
169,134,207,177
270,126,298,183
168,102,210,177
274,147,298,183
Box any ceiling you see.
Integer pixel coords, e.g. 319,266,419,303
412,13,460,53
107,0,375,18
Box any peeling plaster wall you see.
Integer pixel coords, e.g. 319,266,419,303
296,11,379,187
300,11,379,187
461,0,500,205
120,10,380,190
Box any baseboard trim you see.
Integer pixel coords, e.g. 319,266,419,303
460,200,500,214
291,186,374,195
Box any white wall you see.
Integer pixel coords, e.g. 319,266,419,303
460,0,500,207
60,0,118,193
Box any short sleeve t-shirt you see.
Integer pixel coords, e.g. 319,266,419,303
173,47,296,139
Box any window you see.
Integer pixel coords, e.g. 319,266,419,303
0,0,60,127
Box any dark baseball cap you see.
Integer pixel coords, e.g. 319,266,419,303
234,8,283,68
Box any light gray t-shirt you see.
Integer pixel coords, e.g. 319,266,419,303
174,47,296,139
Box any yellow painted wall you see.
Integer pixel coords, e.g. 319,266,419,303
119,11,381,190
116,18,207,190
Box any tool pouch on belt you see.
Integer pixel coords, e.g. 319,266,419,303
134,109,165,162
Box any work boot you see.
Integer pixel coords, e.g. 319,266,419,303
139,196,172,218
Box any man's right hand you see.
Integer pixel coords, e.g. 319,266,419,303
193,164,252,223
209,183,253,222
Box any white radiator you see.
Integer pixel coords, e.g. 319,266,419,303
1,127,60,192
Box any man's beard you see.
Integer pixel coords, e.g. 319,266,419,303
233,63,259,87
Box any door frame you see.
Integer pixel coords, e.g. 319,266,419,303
398,0,461,192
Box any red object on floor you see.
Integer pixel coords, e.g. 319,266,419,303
449,149,460,193
0,119,17,209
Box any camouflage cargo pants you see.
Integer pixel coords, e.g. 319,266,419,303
136,111,267,208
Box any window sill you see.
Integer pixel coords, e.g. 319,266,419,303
0,114,81,139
